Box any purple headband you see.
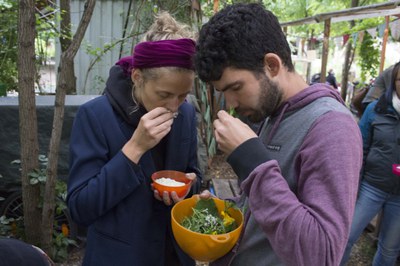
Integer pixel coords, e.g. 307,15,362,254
116,38,195,74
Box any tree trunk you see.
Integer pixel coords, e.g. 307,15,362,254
340,0,359,101
60,0,77,95
41,0,96,256
341,41,352,101
18,0,42,245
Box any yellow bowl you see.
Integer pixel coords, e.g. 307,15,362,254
171,195,243,262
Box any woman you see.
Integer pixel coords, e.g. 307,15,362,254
341,62,400,266
67,12,202,266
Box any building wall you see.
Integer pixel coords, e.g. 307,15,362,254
56,0,140,95
0,95,99,194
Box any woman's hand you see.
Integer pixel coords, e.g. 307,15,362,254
122,107,175,163
153,173,197,206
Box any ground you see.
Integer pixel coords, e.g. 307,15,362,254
57,153,396,266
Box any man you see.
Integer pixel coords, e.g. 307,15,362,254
326,69,339,90
362,64,394,107
194,3,363,266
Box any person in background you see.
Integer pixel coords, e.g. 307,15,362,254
0,237,54,266
326,68,339,90
341,61,400,266
310,72,321,85
362,64,395,108
67,12,202,266
195,3,363,265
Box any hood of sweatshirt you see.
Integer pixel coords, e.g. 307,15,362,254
104,65,146,128
277,83,344,114
265,83,345,143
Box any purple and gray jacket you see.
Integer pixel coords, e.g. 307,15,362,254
212,84,363,266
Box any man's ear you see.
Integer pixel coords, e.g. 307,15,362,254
263,53,281,77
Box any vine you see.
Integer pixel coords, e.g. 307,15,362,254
356,32,380,82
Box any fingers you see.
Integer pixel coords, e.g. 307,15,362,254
199,189,213,199
152,173,205,206
213,110,236,136
154,188,215,206
144,107,175,125
141,109,174,134
162,191,173,206
213,110,257,155
185,173,196,181
153,190,175,206
130,108,175,152
170,191,180,204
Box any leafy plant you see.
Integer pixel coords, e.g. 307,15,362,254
357,32,380,82
0,0,18,93
52,230,77,262
0,216,24,238
228,107,237,117
181,198,238,234
2,155,76,262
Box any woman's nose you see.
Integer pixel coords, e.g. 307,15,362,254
166,97,181,113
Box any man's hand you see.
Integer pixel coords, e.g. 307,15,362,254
213,110,257,155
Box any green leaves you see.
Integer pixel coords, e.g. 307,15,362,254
194,198,219,217
181,199,238,235
357,32,380,82
228,107,237,117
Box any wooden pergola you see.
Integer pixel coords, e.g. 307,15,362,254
280,1,400,83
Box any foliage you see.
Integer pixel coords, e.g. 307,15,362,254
0,0,59,93
0,0,18,91
0,216,24,238
357,32,380,82
35,8,57,65
265,0,347,38
265,0,388,40
0,59,18,92
201,0,260,18
2,155,76,262
341,17,386,36
181,199,238,234
2,0,60,92
52,230,77,262
228,107,237,117
153,0,194,26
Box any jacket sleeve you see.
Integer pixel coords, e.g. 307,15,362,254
67,104,145,226
239,111,363,266
181,103,203,197
184,103,203,195
358,101,376,152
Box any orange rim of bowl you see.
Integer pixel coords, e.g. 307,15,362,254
152,171,191,198
151,170,191,184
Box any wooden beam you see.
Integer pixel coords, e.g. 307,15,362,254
213,0,219,14
379,16,390,74
280,0,400,27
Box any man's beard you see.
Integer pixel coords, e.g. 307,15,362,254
247,73,283,123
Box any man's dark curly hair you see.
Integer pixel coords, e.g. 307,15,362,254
194,3,294,82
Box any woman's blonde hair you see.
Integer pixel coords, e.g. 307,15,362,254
132,11,195,108
141,11,195,42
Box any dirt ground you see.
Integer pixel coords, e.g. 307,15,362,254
58,153,396,266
